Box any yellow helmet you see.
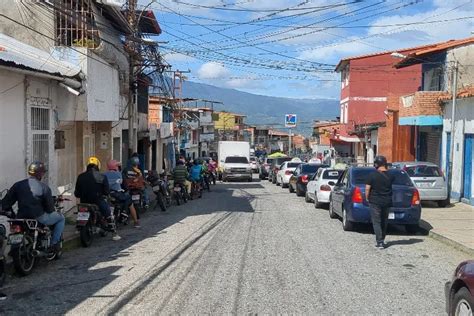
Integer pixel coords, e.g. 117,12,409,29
87,156,101,169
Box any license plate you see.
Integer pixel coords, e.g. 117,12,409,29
417,182,432,188
388,212,395,219
152,185,161,191
77,212,90,221
174,187,181,192
8,234,23,245
132,195,140,201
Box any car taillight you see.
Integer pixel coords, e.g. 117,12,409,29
301,175,309,183
285,170,292,175
320,184,331,191
411,189,420,206
79,207,89,212
352,187,363,203
10,224,22,233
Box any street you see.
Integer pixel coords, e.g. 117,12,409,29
1,176,470,315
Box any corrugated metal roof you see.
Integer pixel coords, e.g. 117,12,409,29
0,33,81,78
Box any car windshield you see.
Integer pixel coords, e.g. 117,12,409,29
323,170,343,180
225,157,248,163
250,158,256,162
352,169,413,186
404,165,442,178
266,158,274,164
301,164,325,173
287,162,301,168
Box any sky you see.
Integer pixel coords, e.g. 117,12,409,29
139,0,474,100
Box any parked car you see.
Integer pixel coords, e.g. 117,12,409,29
306,168,344,207
392,161,450,207
259,158,274,180
445,260,474,316
249,157,258,173
329,167,422,233
276,161,303,188
289,163,329,196
269,157,293,184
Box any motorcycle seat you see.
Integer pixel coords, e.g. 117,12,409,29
77,203,99,212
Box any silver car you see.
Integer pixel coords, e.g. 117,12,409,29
392,161,449,207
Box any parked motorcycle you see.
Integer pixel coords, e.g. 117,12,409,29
147,171,168,212
76,203,115,247
0,189,10,284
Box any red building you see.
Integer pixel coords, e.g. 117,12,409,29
334,45,434,162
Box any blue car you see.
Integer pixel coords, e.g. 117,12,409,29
329,167,422,233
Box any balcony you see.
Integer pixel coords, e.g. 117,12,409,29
399,91,449,126
160,122,174,139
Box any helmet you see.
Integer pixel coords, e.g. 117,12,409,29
28,161,46,179
176,160,184,166
130,156,140,167
107,160,121,171
374,155,388,169
87,156,101,169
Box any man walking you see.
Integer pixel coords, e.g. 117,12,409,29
365,156,395,249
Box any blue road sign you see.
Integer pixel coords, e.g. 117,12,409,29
285,114,297,128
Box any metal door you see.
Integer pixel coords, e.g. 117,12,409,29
463,134,473,200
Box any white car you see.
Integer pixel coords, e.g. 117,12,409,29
276,161,303,188
306,168,344,207
249,157,258,173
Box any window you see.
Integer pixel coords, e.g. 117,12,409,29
225,157,248,163
55,0,100,48
323,170,343,180
404,165,442,178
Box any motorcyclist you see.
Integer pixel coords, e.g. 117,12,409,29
74,157,120,240
189,159,204,183
173,160,190,194
208,158,217,184
104,160,140,228
1,161,65,253
122,156,149,209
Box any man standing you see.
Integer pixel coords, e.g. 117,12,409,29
365,156,395,249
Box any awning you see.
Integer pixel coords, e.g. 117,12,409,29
399,115,443,126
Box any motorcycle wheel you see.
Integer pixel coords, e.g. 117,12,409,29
0,259,5,287
80,223,94,247
175,193,181,206
12,235,35,276
158,193,167,212
46,237,63,261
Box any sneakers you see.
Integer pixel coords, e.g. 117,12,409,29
376,242,386,250
0,292,7,300
134,221,141,228
112,234,121,241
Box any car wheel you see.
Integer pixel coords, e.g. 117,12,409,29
296,186,304,197
329,198,338,219
342,207,354,231
276,177,281,186
438,198,450,208
405,224,419,234
272,176,277,184
451,287,474,316
314,194,321,209
305,192,311,203
289,183,294,193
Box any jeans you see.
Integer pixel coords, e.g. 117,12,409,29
97,199,112,218
37,212,65,245
110,191,132,209
369,203,390,243
143,189,150,206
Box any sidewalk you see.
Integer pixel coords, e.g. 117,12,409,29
420,202,474,254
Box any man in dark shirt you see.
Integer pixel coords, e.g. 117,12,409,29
75,157,120,240
1,161,65,251
365,156,395,249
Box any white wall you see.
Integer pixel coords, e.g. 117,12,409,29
442,98,474,201
0,71,26,192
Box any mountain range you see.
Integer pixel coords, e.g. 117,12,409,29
181,81,340,136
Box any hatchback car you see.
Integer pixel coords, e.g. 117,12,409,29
329,167,422,233
269,157,292,184
289,163,329,196
259,158,274,180
249,157,258,173
276,161,303,188
306,168,344,208
445,260,474,316
392,161,449,207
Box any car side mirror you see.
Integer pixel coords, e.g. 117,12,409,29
328,181,336,186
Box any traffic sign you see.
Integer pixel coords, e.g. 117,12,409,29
285,114,297,128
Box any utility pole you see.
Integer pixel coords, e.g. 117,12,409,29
127,0,138,158
448,61,459,199
288,128,292,156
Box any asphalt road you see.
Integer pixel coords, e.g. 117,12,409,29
1,176,470,315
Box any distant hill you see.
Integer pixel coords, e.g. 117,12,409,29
181,81,339,136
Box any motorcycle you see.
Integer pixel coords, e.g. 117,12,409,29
109,192,130,226
0,189,10,285
147,171,168,212
129,189,146,215
76,202,115,247
203,172,211,192
172,182,188,205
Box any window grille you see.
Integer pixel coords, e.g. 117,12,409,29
30,107,51,182
55,0,100,48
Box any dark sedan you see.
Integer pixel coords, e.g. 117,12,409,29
445,260,474,316
289,163,328,196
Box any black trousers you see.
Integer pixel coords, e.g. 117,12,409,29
369,203,390,243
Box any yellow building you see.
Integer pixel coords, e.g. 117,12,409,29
214,111,246,141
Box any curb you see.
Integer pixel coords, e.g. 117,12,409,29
419,220,474,256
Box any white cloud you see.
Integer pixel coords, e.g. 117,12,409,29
197,62,230,79
163,52,196,63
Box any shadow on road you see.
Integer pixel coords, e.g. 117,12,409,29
385,238,424,248
1,181,259,314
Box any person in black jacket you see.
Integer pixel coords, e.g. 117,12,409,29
1,161,65,252
75,157,120,240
